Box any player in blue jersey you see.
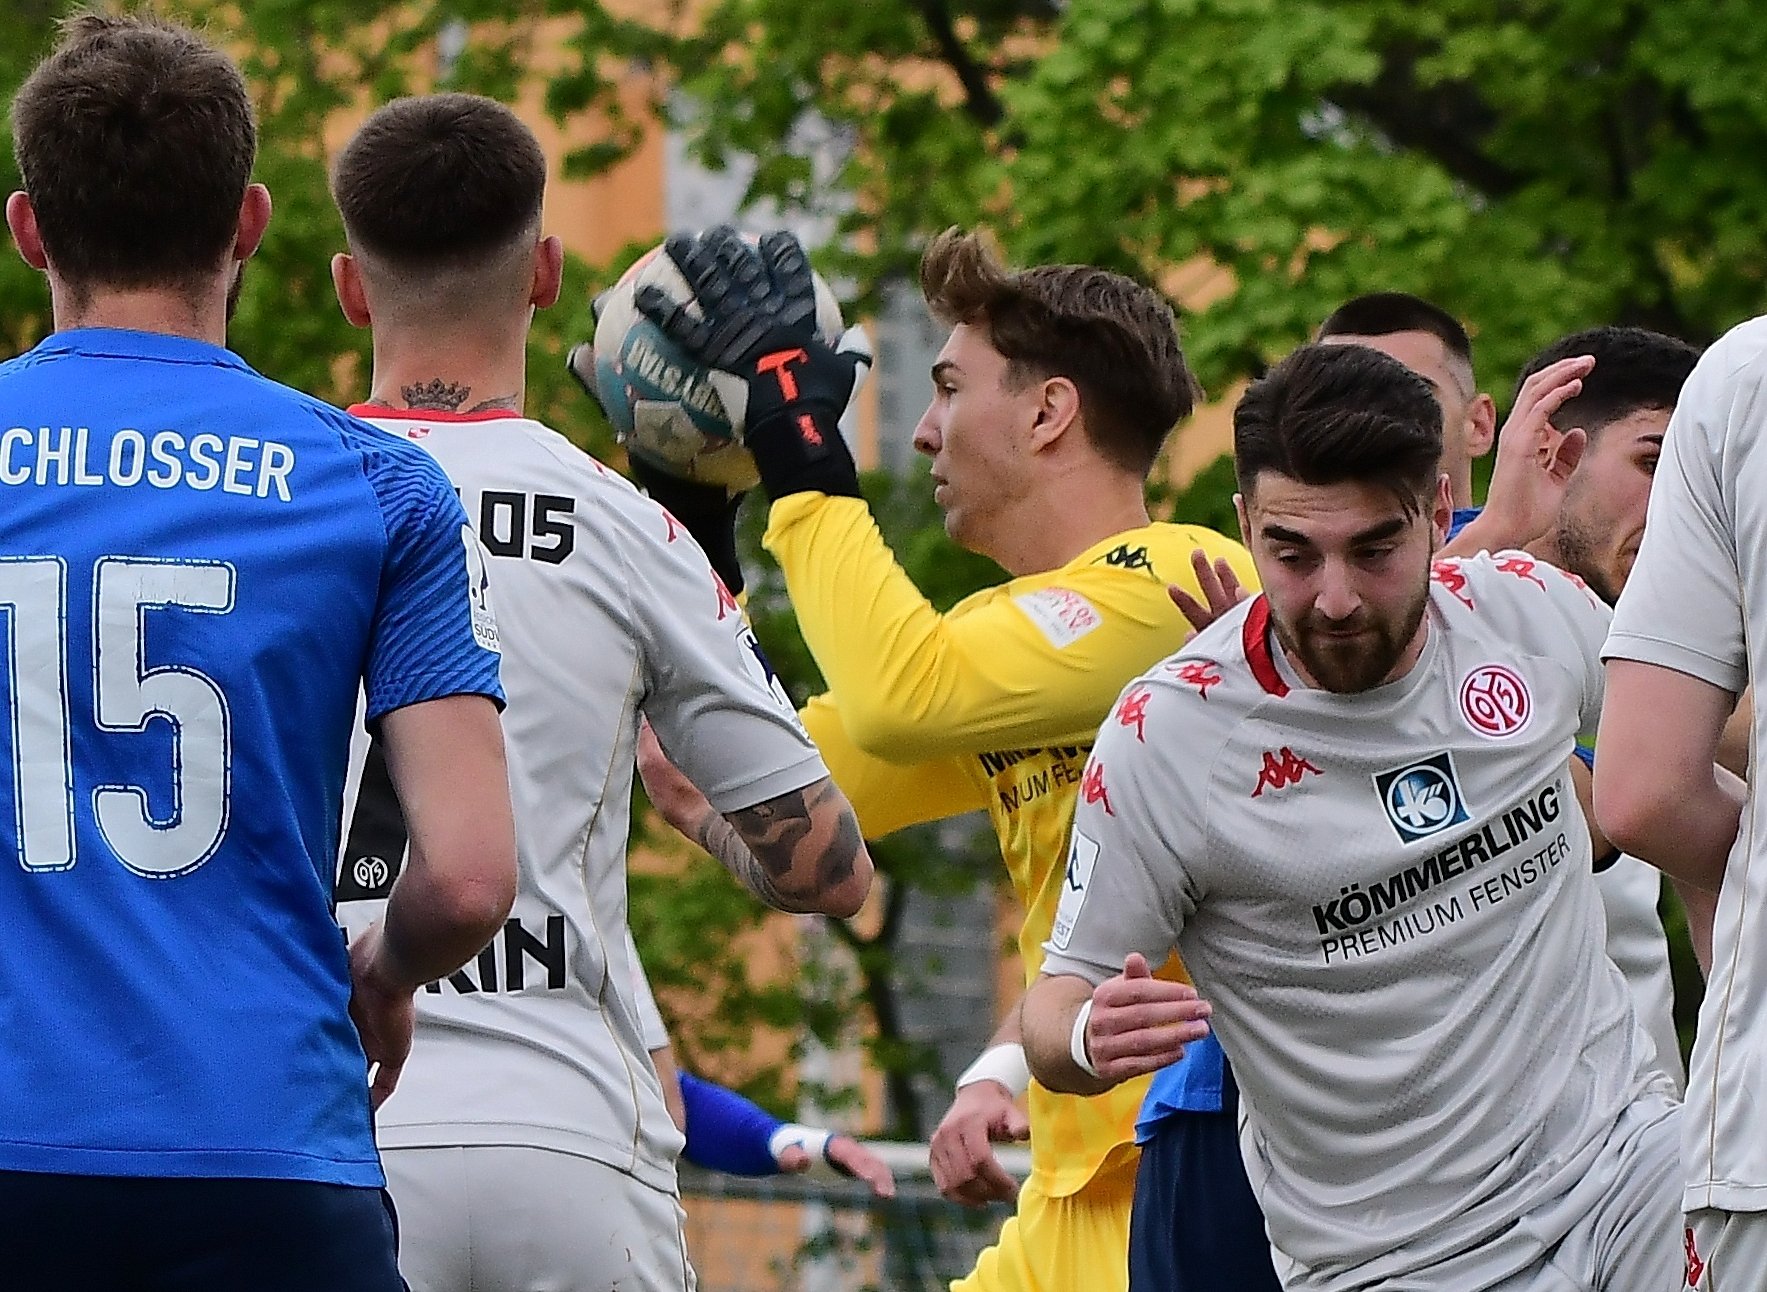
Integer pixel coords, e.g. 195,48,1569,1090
0,17,518,1291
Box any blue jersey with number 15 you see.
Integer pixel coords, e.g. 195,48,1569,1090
0,328,503,1185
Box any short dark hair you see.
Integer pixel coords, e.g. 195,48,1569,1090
1234,343,1443,513
1515,326,1699,435
1317,292,1474,372
919,228,1200,476
332,93,546,268
10,13,256,295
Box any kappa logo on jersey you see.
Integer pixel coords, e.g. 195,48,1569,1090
1374,752,1471,843
1684,1226,1705,1288
1095,543,1157,577
1166,659,1223,699
1252,747,1321,798
1496,553,1547,590
1049,828,1100,952
1460,664,1532,738
1431,560,1475,610
461,525,501,653
1116,684,1152,741
1080,758,1115,816
713,572,740,621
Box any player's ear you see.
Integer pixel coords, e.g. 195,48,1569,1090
1430,473,1453,546
330,253,372,329
1028,375,1081,452
1233,492,1251,545
530,235,564,312
5,191,47,271
1465,392,1497,459
232,183,272,264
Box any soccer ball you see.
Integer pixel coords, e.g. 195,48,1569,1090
587,240,847,490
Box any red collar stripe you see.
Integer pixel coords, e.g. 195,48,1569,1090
347,403,514,424
1243,596,1290,698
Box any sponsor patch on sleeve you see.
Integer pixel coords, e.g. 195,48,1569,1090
462,525,501,653
1013,586,1102,649
1050,829,1100,952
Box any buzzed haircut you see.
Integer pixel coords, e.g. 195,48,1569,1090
10,13,256,296
1318,292,1475,374
332,93,546,268
1516,326,1699,436
919,228,1201,477
1234,343,1443,514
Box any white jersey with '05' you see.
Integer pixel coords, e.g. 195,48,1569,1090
1605,315,1767,1215
1043,552,1671,1290
336,410,825,1192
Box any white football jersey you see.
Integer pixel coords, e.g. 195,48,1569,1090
1044,552,1671,1290
1605,315,1767,1214
336,410,825,1191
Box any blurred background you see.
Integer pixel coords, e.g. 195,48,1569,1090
0,1,1744,1284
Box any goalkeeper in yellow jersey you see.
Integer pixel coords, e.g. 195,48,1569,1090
583,224,1255,1292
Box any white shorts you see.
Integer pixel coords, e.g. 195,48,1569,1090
1485,1095,1682,1292
382,1145,696,1292
1683,1209,1767,1290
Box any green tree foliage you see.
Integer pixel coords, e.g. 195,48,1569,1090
564,0,1767,395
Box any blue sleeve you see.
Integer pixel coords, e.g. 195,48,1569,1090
679,1070,785,1175
1572,743,1595,771
359,437,504,721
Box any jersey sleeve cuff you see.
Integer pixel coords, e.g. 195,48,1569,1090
1600,630,1747,696
1035,947,1118,987
702,751,832,816
365,670,506,724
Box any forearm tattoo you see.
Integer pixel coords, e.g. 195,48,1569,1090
696,779,862,913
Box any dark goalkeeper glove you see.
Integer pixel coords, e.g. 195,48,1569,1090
634,224,871,502
566,298,749,594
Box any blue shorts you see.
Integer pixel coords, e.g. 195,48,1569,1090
0,1171,406,1292
1128,1071,1282,1292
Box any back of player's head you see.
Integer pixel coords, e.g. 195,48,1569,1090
1317,292,1474,370
1516,326,1699,435
919,227,1201,477
1234,343,1443,514
10,13,256,298
332,94,546,278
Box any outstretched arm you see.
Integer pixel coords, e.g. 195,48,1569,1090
639,720,871,917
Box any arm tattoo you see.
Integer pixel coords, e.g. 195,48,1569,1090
704,779,862,913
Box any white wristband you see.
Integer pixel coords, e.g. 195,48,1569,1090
955,1043,1031,1097
1069,999,1100,1078
769,1123,849,1181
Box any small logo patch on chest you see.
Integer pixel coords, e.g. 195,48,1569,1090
1460,664,1532,738
1373,752,1470,843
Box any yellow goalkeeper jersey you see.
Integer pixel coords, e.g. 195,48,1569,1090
765,492,1257,1197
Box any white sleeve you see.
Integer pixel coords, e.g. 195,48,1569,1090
1503,551,1615,737
1039,680,1204,984
625,929,670,1053
1604,351,1749,695
617,498,828,812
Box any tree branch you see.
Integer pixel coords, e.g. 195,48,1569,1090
909,0,1005,128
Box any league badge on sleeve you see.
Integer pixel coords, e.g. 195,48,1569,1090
461,525,501,653
1050,829,1099,952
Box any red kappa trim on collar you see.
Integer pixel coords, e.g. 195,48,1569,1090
347,403,514,423
1243,596,1290,698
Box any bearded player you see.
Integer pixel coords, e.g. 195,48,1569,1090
1025,342,1681,1289
605,225,1254,1292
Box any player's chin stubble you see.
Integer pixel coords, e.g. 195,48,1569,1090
1280,587,1431,695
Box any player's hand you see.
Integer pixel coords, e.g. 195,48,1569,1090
1083,953,1211,1084
636,225,871,501
629,455,749,595
1468,355,1592,552
930,1081,1031,1207
1169,548,1249,636
564,289,614,418
347,921,417,1110
777,1135,898,1199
